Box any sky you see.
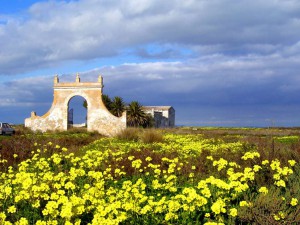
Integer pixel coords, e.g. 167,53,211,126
1,0,300,127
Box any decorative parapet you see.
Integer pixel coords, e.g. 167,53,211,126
53,74,104,90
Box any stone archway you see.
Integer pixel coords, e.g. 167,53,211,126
25,74,126,136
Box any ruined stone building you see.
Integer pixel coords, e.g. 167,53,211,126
142,106,175,128
25,74,126,136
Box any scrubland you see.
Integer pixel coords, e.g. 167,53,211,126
1,126,300,224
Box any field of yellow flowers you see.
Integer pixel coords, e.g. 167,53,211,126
1,127,300,224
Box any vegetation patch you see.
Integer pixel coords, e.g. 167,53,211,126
0,128,300,224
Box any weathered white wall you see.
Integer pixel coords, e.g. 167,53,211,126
25,75,126,136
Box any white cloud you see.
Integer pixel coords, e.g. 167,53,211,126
1,0,300,75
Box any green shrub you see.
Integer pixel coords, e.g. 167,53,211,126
238,187,300,224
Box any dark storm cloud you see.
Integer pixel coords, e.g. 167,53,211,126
0,76,52,107
0,0,300,75
93,54,300,106
2,51,300,126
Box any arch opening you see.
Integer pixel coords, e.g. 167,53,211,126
67,95,87,130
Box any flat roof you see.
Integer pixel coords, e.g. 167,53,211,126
142,106,173,110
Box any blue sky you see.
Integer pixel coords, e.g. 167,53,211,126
1,0,300,127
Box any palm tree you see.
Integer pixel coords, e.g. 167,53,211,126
83,100,87,109
110,96,126,117
143,113,155,128
83,94,112,111
126,101,148,127
102,94,113,111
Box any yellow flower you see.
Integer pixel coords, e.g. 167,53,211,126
240,201,250,207
15,217,28,225
211,199,226,214
205,213,210,217
52,154,62,165
168,200,181,212
213,158,228,171
262,160,269,165
258,186,268,194
132,159,142,169
165,212,178,221
128,156,135,161
145,157,152,162
229,208,238,217
278,211,286,219
60,202,73,219
32,200,40,208
154,168,161,175
281,167,293,176
140,205,151,214
7,205,17,213
273,211,286,221
4,186,12,195
291,198,298,206
253,165,261,172
273,214,280,221
274,179,286,188
270,159,281,170
241,151,260,160
288,160,296,166
273,173,281,180
65,181,76,190
206,156,213,161
201,187,211,198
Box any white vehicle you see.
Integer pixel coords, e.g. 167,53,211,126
0,122,15,135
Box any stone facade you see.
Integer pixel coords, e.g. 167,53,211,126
25,74,126,136
142,106,175,128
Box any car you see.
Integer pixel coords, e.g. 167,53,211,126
0,122,15,135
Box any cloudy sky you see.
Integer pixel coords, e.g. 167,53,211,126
1,0,300,127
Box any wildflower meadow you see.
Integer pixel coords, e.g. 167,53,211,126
0,127,300,224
